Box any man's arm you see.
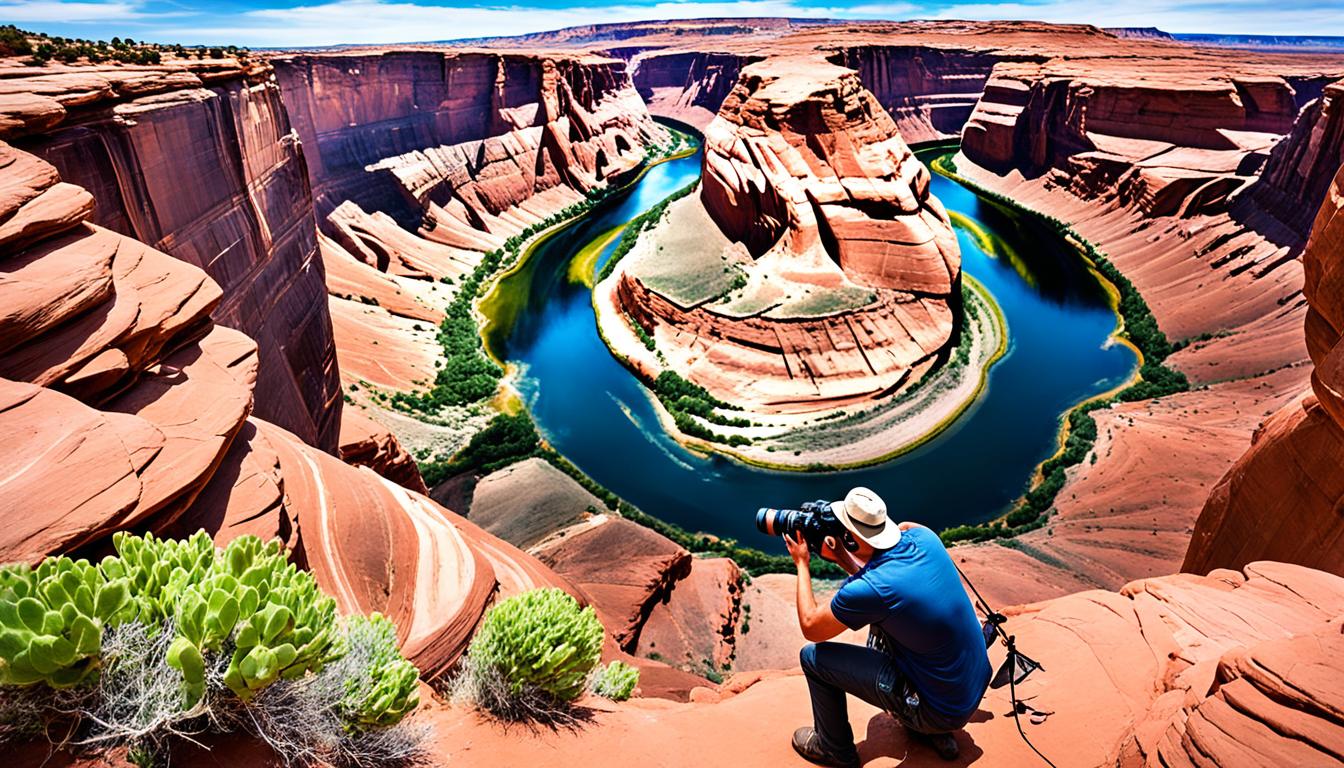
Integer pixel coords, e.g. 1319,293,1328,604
784,532,850,642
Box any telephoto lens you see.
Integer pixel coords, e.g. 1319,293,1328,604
755,507,799,538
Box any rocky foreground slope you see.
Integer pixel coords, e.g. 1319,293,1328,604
0,139,586,680
435,561,1344,767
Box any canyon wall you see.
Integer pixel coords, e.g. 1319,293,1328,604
0,138,580,679
5,60,342,452
273,51,668,252
931,42,1344,598
826,45,1014,144
1185,157,1344,577
630,50,756,130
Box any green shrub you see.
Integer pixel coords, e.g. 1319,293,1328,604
337,614,420,731
0,532,423,764
0,557,132,688
454,588,603,721
589,660,639,701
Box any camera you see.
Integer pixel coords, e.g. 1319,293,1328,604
755,500,849,555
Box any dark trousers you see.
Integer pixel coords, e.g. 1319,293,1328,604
800,641,964,761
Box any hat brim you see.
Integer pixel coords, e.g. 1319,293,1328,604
833,499,902,550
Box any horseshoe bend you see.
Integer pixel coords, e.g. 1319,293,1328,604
2,14,1344,768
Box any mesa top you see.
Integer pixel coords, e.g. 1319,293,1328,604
830,525,992,719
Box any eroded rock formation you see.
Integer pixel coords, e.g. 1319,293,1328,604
604,56,962,412
0,141,577,679
274,50,667,252
1185,159,1344,577
2,59,342,451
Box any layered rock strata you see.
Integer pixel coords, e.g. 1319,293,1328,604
273,51,668,251
950,48,1344,598
1185,159,1344,577
2,59,342,452
630,50,757,131
603,56,962,413
0,141,578,679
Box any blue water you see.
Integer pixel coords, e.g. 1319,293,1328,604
488,146,1135,551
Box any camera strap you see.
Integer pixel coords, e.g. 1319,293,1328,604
953,561,1059,768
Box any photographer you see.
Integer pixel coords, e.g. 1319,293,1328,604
783,487,990,767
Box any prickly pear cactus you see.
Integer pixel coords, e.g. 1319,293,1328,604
467,588,604,702
0,557,133,688
338,614,420,731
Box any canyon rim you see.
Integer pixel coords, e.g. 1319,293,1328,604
3,9,1344,768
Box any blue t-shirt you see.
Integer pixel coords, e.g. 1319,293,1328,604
830,526,991,719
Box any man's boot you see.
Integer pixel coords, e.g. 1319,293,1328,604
791,726,861,768
906,727,960,761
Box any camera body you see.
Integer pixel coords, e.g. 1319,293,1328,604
755,500,849,555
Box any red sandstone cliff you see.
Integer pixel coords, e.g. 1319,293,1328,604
1185,157,1344,576
273,50,667,253
1,59,342,452
0,141,576,679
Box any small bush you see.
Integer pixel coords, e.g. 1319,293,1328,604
589,661,638,701
0,532,425,766
452,589,603,723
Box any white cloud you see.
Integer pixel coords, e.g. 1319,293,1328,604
124,0,922,47
0,0,147,22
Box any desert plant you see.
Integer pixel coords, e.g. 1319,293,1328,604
337,614,419,731
0,532,423,764
244,614,427,767
588,661,639,701
0,556,133,688
453,588,603,722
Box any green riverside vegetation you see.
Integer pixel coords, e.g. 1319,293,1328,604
931,152,1190,545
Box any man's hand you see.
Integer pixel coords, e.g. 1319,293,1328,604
789,533,850,642
784,531,811,569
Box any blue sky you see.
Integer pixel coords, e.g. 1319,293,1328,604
2,0,1341,47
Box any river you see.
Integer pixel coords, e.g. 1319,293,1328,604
481,144,1135,550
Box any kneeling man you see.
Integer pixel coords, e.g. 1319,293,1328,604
786,487,990,766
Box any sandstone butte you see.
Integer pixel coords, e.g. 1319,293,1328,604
5,19,1344,768
600,55,963,414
